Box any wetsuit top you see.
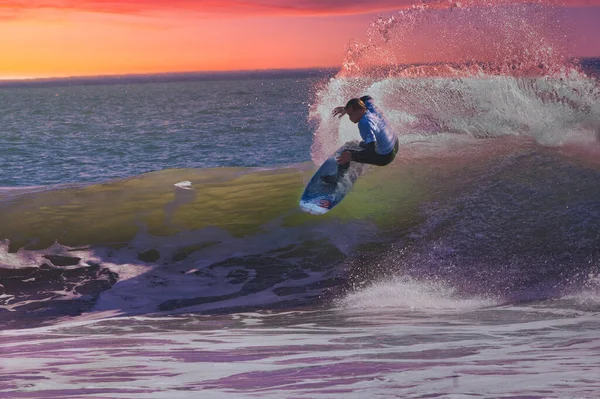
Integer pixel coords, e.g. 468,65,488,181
357,95,397,155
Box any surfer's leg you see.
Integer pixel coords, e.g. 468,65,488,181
329,141,397,183
351,140,398,166
348,142,381,165
331,145,372,180
377,140,399,166
331,143,375,177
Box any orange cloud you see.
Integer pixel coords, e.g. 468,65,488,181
0,0,413,18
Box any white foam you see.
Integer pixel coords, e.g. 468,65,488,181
315,74,600,160
339,275,497,311
563,272,600,306
174,180,193,190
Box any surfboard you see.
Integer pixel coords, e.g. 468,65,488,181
299,141,365,215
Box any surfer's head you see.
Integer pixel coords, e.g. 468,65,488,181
345,98,366,123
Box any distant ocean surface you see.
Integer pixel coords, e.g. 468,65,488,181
0,69,334,187
2,3,600,398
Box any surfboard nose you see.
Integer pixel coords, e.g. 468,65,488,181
299,200,330,215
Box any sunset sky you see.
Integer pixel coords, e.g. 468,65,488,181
1,0,599,79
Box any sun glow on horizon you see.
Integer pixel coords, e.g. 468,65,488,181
1,9,374,79
1,1,600,79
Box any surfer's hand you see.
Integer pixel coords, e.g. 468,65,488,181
336,151,352,165
332,106,346,118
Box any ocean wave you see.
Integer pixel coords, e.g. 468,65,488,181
2,139,600,327
2,1,600,328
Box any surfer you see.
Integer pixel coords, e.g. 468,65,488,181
305,95,398,211
332,95,398,169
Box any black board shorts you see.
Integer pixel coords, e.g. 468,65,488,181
348,140,399,167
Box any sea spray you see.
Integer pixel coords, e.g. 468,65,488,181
310,1,600,163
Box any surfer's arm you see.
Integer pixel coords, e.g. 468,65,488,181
332,106,346,118
337,151,352,165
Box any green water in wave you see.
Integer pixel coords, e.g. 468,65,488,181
0,163,429,252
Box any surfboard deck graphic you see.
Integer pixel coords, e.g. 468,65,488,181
299,141,365,215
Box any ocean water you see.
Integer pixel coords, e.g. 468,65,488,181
2,3,600,399
0,69,326,186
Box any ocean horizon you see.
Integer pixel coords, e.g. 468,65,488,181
0,67,339,89
3,56,599,89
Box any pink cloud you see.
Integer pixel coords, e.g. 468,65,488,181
0,0,412,17
2,0,599,19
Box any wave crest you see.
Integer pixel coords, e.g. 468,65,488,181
309,1,600,163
